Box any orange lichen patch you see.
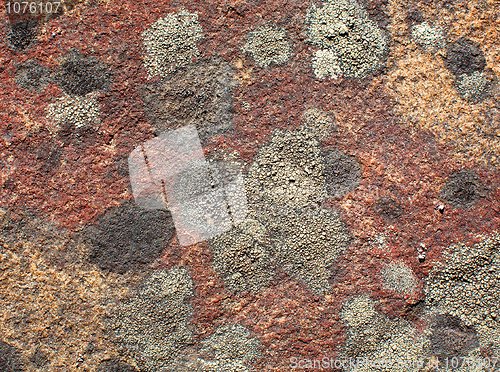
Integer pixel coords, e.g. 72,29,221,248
0,217,140,370
386,0,500,166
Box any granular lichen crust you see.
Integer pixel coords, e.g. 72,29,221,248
302,107,335,140
340,295,429,371
305,0,388,78
176,324,262,372
46,92,101,130
198,324,262,364
311,49,343,79
109,267,194,371
141,8,203,77
141,57,237,141
381,261,418,296
410,22,445,50
245,129,326,207
14,59,51,93
210,220,276,292
456,71,492,103
256,203,350,294
242,24,292,68
426,233,500,354
245,128,350,293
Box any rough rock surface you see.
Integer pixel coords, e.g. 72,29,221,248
1,0,500,370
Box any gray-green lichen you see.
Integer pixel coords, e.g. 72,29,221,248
46,92,101,130
245,128,326,207
258,203,350,294
176,324,262,372
312,49,343,79
237,128,351,294
210,219,276,292
340,295,429,371
306,0,388,78
242,24,291,68
302,107,335,140
108,267,194,371
456,71,492,102
141,8,203,77
425,233,500,355
381,261,418,296
410,22,445,50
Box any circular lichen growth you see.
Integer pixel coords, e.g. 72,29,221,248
410,22,445,50
53,50,112,96
46,92,101,130
445,37,486,76
14,60,51,93
440,169,486,209
381,261,418,296
242,24,292,68
456,71,492,103
141,8,203,77
306,0,388,78
322,148,362,198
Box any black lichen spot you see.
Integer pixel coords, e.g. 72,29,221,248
429,314,479,365
53,50,112,96
441,169,485,209
56,120,104,151
29,347,48,368
0,341,25,372
141,57,237,142
322,149,362,198
405,9,424,27
374,196,402,221
87,201,175,274
7,20,37,50
14,60,51,92
445,38,486,76
97,359,139,372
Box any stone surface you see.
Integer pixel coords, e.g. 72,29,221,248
1,0,500,369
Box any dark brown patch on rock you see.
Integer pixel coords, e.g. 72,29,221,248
6,19,38,51
445,38,486,76
53,49,112,96
429,314,480,364
86,200,175,274
141,57,237,142
322,148,362,199
374,196,402,221
441,169,486,209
